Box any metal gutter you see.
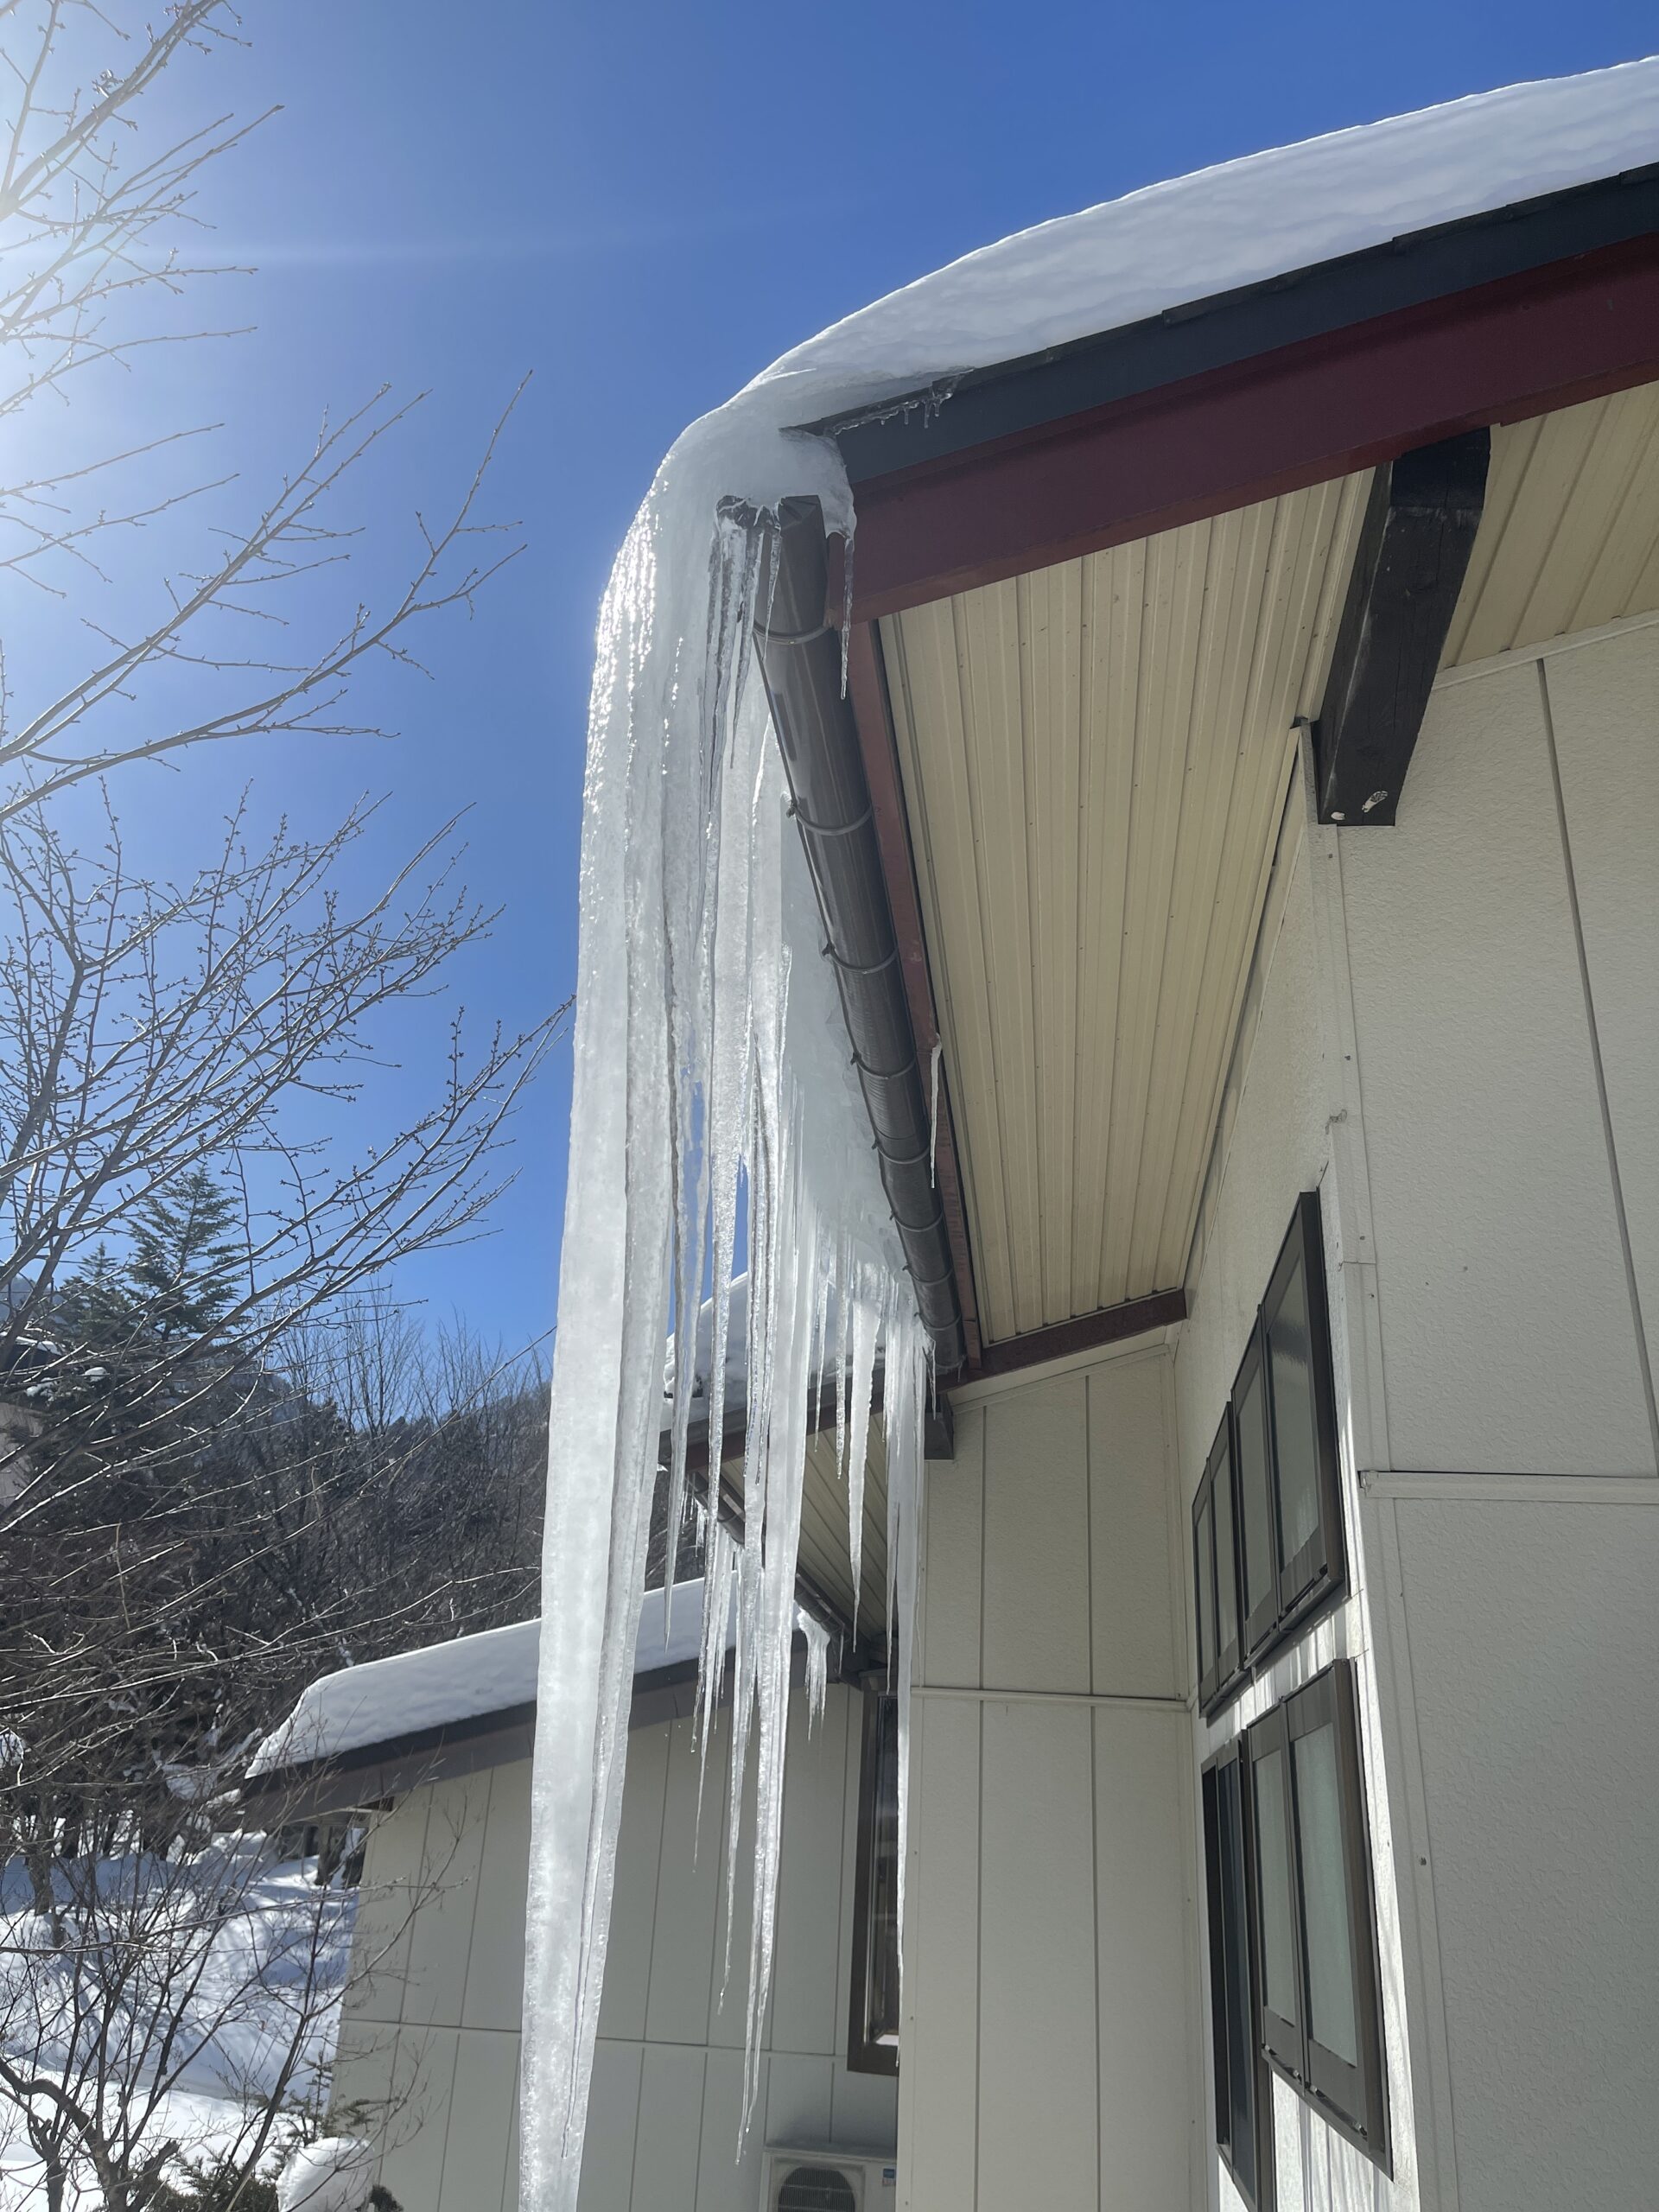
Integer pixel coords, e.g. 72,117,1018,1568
742,496,967,1375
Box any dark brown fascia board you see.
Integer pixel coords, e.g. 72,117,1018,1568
969,1289,1187,1381
831,226,1659,623
1313,429,1491,825
813,166,1659,484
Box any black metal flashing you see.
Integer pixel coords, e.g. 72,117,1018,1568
809,164,1659,485
1313,429,1491,825
747,498,968,1373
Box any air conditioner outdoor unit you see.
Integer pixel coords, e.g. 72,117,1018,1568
760,2144,898,2212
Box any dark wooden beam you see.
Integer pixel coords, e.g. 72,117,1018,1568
835,232,1659,623
845,620,984,1367
969,1289,1186,1382
1313,431,1489,826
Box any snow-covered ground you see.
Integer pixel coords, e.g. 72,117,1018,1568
0,1844,353,2208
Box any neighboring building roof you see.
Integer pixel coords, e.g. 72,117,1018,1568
248,1578,721,1794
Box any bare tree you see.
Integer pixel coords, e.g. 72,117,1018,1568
0,1792,439,2211
0,0,524,818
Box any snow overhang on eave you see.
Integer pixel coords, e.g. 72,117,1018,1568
779,162,1659,1371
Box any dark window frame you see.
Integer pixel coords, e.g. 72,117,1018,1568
1202,1740,1276,2212
1193,1192,1347,1713
1246,1662,1391,2170
847,1690,900,2076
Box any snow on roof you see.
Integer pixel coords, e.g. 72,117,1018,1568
756,59,1659,411
249,1578,721,1778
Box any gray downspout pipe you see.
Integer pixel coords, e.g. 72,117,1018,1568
743,496,967,1375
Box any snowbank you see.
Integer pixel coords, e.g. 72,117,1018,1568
277,2136,377,2212
251,1578,725,1777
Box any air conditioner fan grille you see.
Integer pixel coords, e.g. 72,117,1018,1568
777,2163,858,2212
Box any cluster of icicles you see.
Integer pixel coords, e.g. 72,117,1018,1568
521,477,931,2210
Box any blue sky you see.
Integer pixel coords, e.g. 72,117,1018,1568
58,0,1656,1354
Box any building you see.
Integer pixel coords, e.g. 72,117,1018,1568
270,60,1659,2212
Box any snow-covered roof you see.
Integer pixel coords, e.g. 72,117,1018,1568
249,1579,720,1778
758,59,1659,411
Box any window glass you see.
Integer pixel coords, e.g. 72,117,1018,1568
1268,1256,1320,1571
1293,1721,1358,2065
1217,1760,1257,2201
1196,1492,1216,1679
1255,1745,1299,2024
1214,1446,1238,1658
864,1697,901,2047
1236,1361,1274,1619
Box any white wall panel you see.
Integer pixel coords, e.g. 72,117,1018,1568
1391,1497,1659,2212
981,1371,1091,1691
599,1719,668,2042
579,2041,642,2212
404,1773,488,2028
1088,1351,1183,1696
632,2043,711,2212
1544,626,1659,1400
1093,1705,1198,2208
1341,660,1655,1475
906,1351,1199,2212
438,2030,518,2212
644,1722,723,2046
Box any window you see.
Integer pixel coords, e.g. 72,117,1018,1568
1202,1745,1274,2211
1246,1662,1389,2166
1192,1192,1344,1710
848,1692,899,2075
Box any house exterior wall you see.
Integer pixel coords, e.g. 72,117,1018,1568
1340,621,1659,2212
900,1339,1204,2211
332,1681,893,2212
1173,784,1427,2212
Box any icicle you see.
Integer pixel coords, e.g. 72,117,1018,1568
798,1609,830,1732
843,1288,878,1641
522,450,933,2209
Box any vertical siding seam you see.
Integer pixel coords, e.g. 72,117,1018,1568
455,1770,490,2035
1090,1706,1104,2212
1084,1370,1097,1694
973,1698,985,2212
1535,655,1659,1465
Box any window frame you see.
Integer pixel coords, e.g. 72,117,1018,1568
847,1690,900,2076
1246,1662,1391,2170
1192,1413,1242,1713
1194,1192,1347,1709
1202,1739,1276,2212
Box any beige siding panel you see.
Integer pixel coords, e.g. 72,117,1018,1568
696,2047,771,2212
632,2043,711,2212
461,1754,532,2033
981,1371,1090,1694
977,1699,1099,2209
348,1795,429,2027
580,2040,642,2212
919,1400,984,1688
1543,627,1659,1393
644,1718,724,2047
883,475,1369,1340
708,1704,767,2053
1086,1352,1180,1699
1445,380,1659,666
901,1694,981,2212
1342,659,1656,1474
330,2015,397,2147
404,1772,488,2028
1092,1705,1198,2210
437,2029,518,2212
771,1689,851,2056
599,1720,669,2042
380,2027,459,2212
766,2050,836,2145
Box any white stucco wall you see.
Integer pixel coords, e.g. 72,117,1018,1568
900,1341,1204,2211
333,1682,893,2212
